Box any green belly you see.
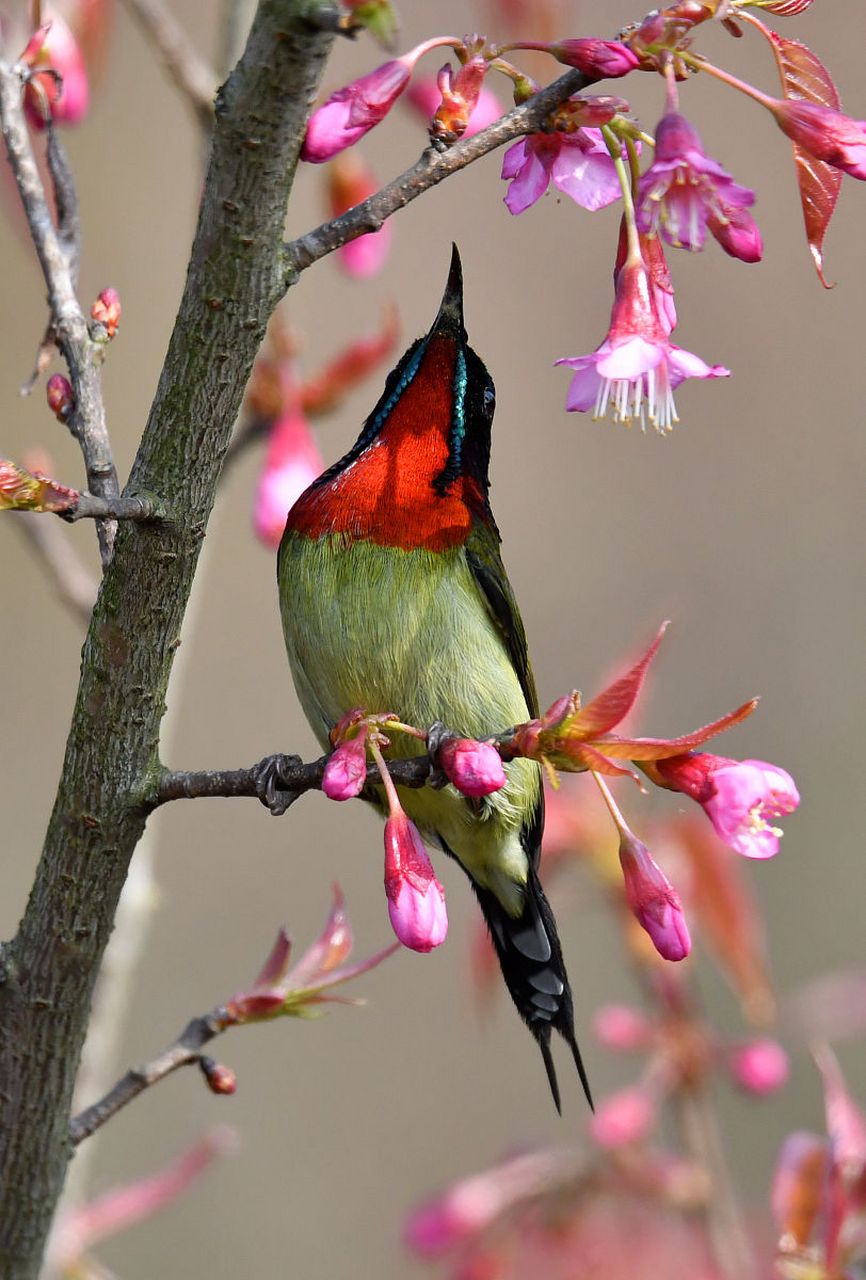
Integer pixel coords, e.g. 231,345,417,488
278,533,540,908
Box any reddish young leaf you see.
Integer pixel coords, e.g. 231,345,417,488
301,305,399,416
0,458,78,513
570,623,668,738
762,27,843,285
593,699,758,760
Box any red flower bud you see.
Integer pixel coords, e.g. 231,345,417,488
46,373,74,423
199,1057,238,1095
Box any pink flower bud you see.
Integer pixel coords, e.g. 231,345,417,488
384,812,448,952
550,39,639,80
770,99,866,181
254,410,324,548
590,1085,656,1148
22,17,89,130
322,735,368,801
46,373,74,423
619,832,691,961
728,1039,789,1096
301,57,412,162
91,287,121,339
592,1003,652,1052
654,753,800,859
707,202,763,264
438,738,506,797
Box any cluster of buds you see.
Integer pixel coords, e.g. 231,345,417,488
90,287,122,341
590,997,789,1150
322,709,509,952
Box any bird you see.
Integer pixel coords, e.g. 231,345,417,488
277,245,591,1112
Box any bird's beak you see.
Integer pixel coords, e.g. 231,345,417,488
429,244,466,341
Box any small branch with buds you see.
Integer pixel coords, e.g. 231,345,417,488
285,66,591,274
0,60,119,564
69,1010,232,1145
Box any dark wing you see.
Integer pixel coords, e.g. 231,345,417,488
464,521,539,719
464,520,543,867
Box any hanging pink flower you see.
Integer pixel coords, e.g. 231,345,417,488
556,256,728,432
619,831,691,962
384,812,448,952
637,112,761,260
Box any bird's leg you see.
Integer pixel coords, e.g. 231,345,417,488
253,753,304,815
424,720,456,791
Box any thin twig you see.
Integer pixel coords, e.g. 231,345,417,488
69,1011,226,1145
0,61,119,565
121,0,216,127
10,512,97,623
285,67,590,275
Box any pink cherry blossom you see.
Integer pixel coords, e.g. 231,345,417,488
556,258,729,433
384,812,448,952
654,753,800,859
438,737,506,797
770,99,866,180
254,410,324,548
619,832,691,961
501,127,624,215
637,112,761,259
550,38,640,79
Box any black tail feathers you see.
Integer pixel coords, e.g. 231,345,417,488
473,865,593,1114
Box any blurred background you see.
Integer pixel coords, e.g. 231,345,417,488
2,0,866,1275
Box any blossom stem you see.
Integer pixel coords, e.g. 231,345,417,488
663,59,679,114
407,35,464,64
591,770,630,836
601,124,641,262
368,736,402,816
681,53,775,112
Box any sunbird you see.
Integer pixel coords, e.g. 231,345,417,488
278,247,590,1111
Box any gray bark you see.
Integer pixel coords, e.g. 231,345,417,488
0,4,334,1274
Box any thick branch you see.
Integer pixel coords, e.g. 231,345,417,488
0,5,335,1276
0,73,118,564
69,1012,225,1146
285,68,590,273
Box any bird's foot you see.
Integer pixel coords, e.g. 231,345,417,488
253,753,303,815
425,721,454,791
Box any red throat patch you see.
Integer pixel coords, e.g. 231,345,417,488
286,334,485,551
